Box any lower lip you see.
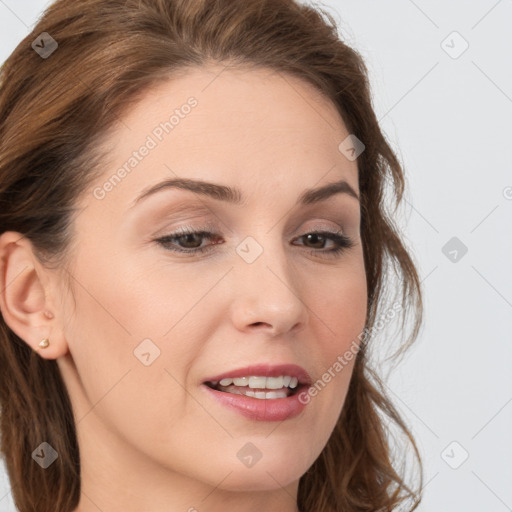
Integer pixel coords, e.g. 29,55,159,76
202,384,310,422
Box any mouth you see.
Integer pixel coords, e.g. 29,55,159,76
204,375,305,399
201,364,312,421
202,364,312,400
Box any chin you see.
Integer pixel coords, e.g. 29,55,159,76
204,445,314,492
215,466,305,492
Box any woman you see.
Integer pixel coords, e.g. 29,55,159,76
0,0,423,511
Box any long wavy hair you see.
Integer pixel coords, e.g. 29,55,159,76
0,0,424,510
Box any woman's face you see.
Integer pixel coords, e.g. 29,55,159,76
55,65,367,503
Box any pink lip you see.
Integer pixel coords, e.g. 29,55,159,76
202,384,310,422
201,363,313,422
202,363,312,385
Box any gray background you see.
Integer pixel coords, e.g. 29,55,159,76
1,0,511,510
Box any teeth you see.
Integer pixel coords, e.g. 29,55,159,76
263,390,288,399
237,389,288,399
249,376,285,389
209,375,303,399
213,375,299,389
233,377,249,386
265,376,284,389
248,376,266,388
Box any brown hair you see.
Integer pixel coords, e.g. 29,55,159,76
0,0,423,510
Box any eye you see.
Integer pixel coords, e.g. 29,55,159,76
155,226,221,254
154,226,355,259
295,231,354,258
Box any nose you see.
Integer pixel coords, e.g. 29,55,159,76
229,237,309,338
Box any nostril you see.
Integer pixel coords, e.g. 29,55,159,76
251,322,273,328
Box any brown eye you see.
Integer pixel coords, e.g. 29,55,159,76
293,231,355,258
155,228,219,254
174,232,204,249
154,226,354,259
302,233,329,249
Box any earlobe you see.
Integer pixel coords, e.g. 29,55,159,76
0,231,66,358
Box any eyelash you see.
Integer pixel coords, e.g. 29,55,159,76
154,225,355,259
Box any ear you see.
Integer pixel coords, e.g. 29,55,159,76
0,231,68,359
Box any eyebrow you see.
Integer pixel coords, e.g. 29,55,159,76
131,177,360,209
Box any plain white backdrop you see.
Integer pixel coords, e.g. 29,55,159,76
0,1,511,511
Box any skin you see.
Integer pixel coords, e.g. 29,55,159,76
0,64,367,512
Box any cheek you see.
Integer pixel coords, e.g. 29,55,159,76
60,261,196,451
310,254,368,354
61,249,209,400
65,254,178,343
303,256,367,423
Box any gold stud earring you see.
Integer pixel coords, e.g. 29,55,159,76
38,338,50,349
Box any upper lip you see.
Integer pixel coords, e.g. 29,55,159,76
203,363,312,386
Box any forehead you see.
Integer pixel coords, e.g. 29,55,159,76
85,64,359,212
